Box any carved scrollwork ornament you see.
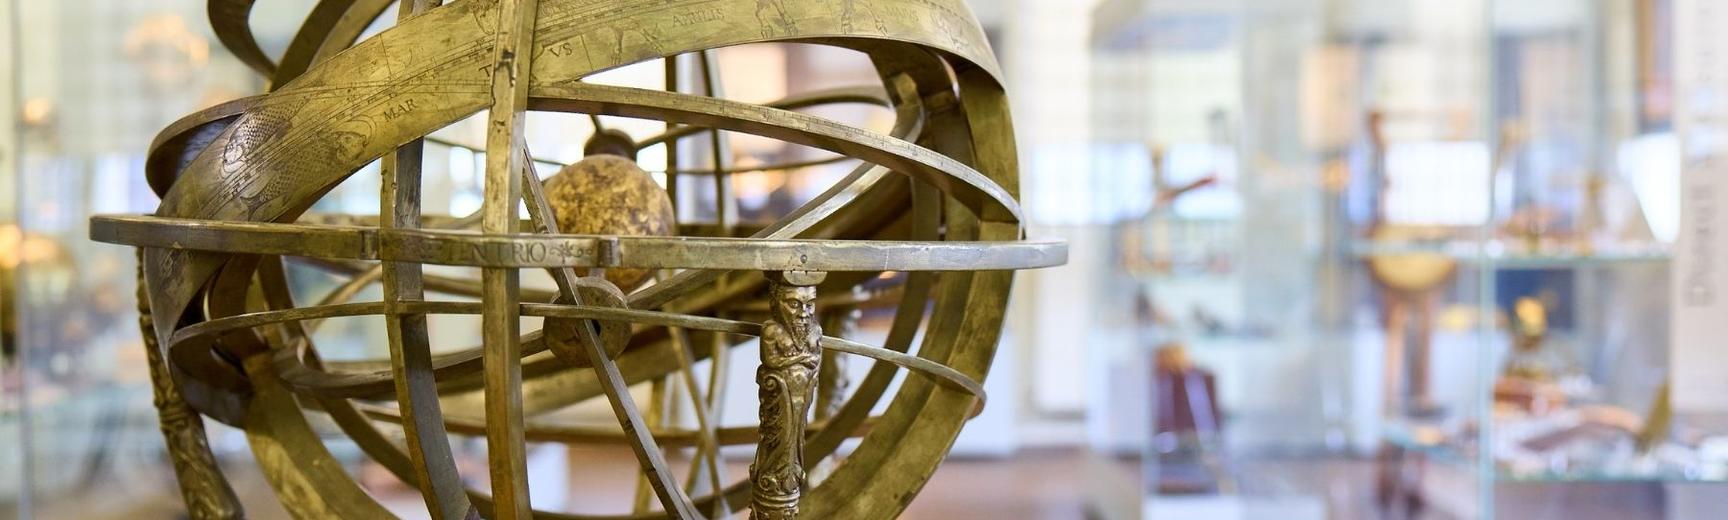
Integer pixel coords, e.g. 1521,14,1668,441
751,271,825,518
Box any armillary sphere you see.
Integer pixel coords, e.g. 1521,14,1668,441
89,0,1064,518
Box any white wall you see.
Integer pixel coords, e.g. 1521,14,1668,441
1000,0,1112,420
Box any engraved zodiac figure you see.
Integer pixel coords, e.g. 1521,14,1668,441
841,0,857,32
751,280,822,519
837,0,888,35
215,97,314,221
755,0,798,39
612,18,664,60
932,10,964,49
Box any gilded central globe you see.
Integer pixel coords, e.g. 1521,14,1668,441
92,1,1064,519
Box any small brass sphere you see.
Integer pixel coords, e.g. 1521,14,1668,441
542,153,674,291
544,276,632,365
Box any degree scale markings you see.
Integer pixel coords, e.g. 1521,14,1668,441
95,215,1067,271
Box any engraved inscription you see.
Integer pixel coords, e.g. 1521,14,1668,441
545,40,577,58
461,239,576,265
672,7,723,27
514,241,548,263
381,98,419,122
879,5,919,25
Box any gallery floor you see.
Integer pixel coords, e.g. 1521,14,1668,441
22,447,1090,519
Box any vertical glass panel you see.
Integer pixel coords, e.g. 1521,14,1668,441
4,1,287,517
1090,0,1493,517
2,0,22,517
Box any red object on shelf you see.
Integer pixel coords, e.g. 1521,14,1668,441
1153,344,1222,438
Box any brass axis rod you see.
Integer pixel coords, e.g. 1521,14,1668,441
479,0,539,516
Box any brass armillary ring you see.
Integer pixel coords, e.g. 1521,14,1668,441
92,216,1065,271
93,0,1064,519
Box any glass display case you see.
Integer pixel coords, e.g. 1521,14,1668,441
1088,0,1728,518
1,2,304,517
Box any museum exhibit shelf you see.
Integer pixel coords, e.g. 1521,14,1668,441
1382,410,1728,484
1088,0,1725,518
1368,0,1728,515
1349,242,1672,268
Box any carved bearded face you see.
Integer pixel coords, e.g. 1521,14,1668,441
772,285,817,338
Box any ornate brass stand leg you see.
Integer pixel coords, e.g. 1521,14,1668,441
135,256,242,519
752,270,826,519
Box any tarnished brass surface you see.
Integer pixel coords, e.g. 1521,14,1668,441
95,0,1063,518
